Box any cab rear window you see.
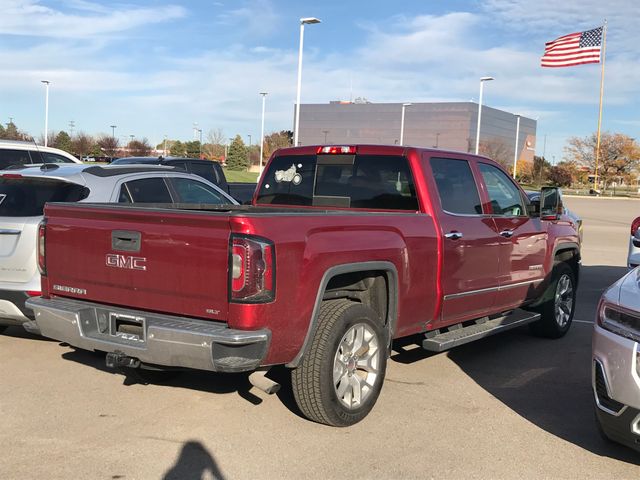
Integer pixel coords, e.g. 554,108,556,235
256,154,418,210
0,178,89,217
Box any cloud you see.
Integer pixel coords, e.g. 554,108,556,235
0,0,187,38
215,0,281,38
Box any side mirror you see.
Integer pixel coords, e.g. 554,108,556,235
527,199,540,217
540,186,563,221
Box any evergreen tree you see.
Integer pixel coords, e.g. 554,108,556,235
53,131,73,153
226,135,249,171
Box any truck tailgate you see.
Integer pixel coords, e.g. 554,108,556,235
43,204,231,321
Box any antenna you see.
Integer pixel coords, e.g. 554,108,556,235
30,135,46,164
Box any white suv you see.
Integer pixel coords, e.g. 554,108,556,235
0,139,81,168
0,163,237,333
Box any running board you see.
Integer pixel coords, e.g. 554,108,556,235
422,309,541,352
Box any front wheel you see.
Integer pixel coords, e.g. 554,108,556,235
292,299,387,426
530,262,576,338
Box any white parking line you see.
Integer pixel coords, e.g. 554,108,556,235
573,319,594,325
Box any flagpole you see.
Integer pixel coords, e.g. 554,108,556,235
594,20,607,190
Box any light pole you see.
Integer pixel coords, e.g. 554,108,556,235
434,132,440,148
41,80,50,146
259,92,268,174
474,76,494,155
196,128,203,158
294,17,321,147
400,103,412,146
512,114,521,179
110,125,117,139
163,135,168,157
322,130,329,143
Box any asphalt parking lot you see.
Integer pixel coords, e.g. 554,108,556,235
1,196,639,479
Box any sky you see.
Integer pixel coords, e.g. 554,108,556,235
1,0,639,162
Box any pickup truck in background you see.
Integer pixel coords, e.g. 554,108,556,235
110,157,256,204
28,145,581,426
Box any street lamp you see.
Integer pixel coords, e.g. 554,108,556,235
434,132,440,148
512,114,521,179
294,17,321,147
259,92,268,175
41,80,50,146
110,125,117,139
400,103,412,146
474,76,494,155
322,130,329,143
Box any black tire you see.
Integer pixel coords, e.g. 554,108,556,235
0,326,7,334
529,262,576,338
291,299,388,427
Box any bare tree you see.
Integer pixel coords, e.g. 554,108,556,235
128,138,152,156
203,128,226,161
73,133,95,161
96,134,120,158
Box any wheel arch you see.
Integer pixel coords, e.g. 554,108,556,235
553,242,581,286
286,261,399,368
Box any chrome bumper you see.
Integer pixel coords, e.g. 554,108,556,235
26,296,270,373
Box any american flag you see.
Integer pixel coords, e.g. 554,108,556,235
541,27,603,67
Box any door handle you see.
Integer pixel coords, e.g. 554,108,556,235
500,230,514,238
112,230,141,252
0,229,21,235
444,231,463,240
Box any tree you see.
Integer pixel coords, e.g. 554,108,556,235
73,133,95,160
128,138,152,157
203,129,226,161
96,134,120,158
1,121,29,141
478,138,511,170
53,131,73,153
547,164,573,187
226,134,249,171
169,140,186,157
263,130,292,164
532,155,551,185
565,132,640,189
182,141,202,158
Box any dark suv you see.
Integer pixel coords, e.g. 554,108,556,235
111,157,256,204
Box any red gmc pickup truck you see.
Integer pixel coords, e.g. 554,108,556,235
28,145,581,426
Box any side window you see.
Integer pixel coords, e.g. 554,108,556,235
188,162,218,184
40,152,75,163
478,163,526,216
122,178,172,203
0,149,32,169
118,185,133,203
169,178,227,205
429,158,482,215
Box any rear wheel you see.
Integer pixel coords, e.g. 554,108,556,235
530,262,576,338
292,299,387,426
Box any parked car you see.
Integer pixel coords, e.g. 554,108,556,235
28,145,580,426
0,139,81,169
0,163,237,334
111,156,256,204
593,268,640,452
626,217,640,268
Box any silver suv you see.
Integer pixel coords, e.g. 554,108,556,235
0,163,236,333
593,268,640,452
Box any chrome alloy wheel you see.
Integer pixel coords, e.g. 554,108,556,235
333,322,381,410
554,273,574,327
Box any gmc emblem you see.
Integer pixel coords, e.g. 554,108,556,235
106,254,147,271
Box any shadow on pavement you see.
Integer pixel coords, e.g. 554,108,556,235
392,265,638,465
163,440,225,480
0,325,56,342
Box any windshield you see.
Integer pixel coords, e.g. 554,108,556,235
0,178,89,217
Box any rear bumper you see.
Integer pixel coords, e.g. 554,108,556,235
26,296,271,373
0,289,34,326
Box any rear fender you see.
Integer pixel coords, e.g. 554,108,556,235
286,261,398,368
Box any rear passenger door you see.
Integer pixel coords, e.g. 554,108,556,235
427,156,501,326
477,162,547,310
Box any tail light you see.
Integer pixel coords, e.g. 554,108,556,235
37,220,47,276
229,235,275,303
631,217,640,236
